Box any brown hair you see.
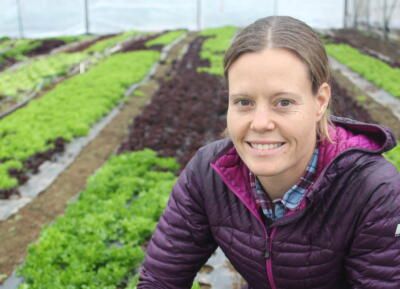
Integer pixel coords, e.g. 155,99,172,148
224,16,334,143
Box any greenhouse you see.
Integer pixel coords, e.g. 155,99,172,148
0,1,399,289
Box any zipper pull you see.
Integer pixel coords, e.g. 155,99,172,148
264,223,271,259
264,248,271,259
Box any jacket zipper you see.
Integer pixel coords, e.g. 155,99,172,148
263,222,278,289
265,227,276,289
210,163,281,289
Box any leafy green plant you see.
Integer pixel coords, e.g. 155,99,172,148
18,149,179,289
0,50,160,190
145,30,186,47
51,35,92,44
325,43,400,98
0,52,87,99
384,143,400,170
85,31,140,53
0,39,13,51
198,26,237,76
1,39,42,60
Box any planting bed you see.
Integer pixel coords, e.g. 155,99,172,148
327,28,400,68
330,68,400,169
0,32,187,199
330,77,374,123
62,35,114,53
25,39,69,57
324,34,400,168
0,31,178,111
0,31,192,284
0,32,148,104
8,27,237,288
0,50,159,199
0,52,88,102
121,30,185,52
118,36,228,166
0,31,186,200
0,36,90,71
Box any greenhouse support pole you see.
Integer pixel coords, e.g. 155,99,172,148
16,0,24,38
383,0,387,31
383,0,399,40
343,0,348,28
84,0,90,34
353,0,358,28
196,0,202,31
366,0,370,31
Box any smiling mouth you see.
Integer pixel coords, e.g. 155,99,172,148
247,142,285,151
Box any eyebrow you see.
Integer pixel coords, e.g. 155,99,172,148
229,93,251,98
229,91,301,99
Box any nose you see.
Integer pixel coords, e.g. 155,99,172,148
250,106,276,132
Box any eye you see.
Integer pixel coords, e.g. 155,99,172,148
237,99,252,106
232,98,253,107
277,99,293,107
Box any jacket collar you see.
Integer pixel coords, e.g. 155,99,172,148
210,116,396,220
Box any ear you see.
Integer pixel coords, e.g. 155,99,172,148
314,82,331,121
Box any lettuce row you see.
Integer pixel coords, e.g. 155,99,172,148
84,31,140,53
198,26,237,76
325,43,400,98
18,149,179,289
384,143,400,170
0,52,87,99
145,30,186,47
0,50,160,190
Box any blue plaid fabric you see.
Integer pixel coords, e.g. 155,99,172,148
249,148,319,221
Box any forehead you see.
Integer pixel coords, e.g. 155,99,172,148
227,48,312,95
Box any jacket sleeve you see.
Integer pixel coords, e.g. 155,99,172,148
137,151,218,289
344,166,400,289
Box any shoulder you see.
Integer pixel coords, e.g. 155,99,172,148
346,154,400,220
176,138,234,199
312,151,399,219
353,154,399,188
186,138,233,171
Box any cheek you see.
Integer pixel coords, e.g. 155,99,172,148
284,114,317,142
226,109,246,140
226,108,236,138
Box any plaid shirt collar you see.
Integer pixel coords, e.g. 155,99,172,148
249,148,319,221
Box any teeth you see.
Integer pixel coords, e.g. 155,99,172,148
251,143,283,150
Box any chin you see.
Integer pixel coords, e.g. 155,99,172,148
247,162,284,177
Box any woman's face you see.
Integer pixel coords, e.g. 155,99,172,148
227,48,330,184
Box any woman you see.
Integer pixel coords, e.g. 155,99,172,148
137,16,400,289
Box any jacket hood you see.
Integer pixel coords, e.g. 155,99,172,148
316,115,396,176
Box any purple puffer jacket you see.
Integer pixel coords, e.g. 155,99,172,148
137,116,400,289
